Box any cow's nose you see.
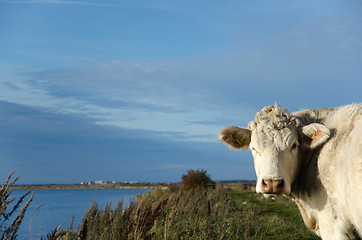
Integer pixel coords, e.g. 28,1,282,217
261,179,284,194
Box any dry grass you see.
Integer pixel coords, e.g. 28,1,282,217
0,172,34,240
44,183,319,240
1,170,320,239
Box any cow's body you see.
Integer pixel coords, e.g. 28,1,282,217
219,104,362,239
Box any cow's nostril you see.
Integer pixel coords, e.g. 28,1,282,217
261,179,284,194
261,179,273,193
274,179,284,193
262,179,268,186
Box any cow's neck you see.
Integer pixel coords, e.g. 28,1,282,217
290,109,334,198
291,146,326,200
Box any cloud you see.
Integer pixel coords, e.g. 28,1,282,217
0,100,255,184
2,29,361,144
0,57,261,142
1,0,361,143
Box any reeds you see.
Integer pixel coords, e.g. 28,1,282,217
42,182,320,240
0,172,34,240
2,171,318,239
55,185,270,240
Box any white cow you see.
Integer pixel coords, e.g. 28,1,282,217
219,104,362,239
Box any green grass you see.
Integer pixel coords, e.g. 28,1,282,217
228,187,320,240
229,190,302,223
43,184,320,240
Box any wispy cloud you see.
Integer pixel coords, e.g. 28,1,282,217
1,58,247,142
2,26,361,143
1,1,361,143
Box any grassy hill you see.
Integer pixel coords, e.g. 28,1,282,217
44,183,320,240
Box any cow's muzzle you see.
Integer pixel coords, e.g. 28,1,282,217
261,178,284,194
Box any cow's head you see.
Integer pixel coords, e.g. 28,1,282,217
218,105,330,196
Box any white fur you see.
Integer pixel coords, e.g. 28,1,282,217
219,103,362,239
250,129,298,195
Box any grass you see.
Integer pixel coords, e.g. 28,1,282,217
228,185,319,240
0,171,320,240
43,183,320,240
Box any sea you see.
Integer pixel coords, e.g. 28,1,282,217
10,188,152,240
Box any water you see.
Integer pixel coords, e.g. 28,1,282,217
10,188,151,240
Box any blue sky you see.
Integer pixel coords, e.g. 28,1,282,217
0,0,361,184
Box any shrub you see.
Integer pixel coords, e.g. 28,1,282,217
181,169,215,190
0,172,34,240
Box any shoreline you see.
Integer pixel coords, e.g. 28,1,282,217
10,182,256,191
10,183,169,190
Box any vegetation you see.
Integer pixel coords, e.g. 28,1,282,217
42,170,319,240
0,172,34,240
181,169,215,190
1,170,320,239
228,186,320,240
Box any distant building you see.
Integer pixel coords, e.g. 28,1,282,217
80,180,118,185
94,180,106,185
80,181,92,185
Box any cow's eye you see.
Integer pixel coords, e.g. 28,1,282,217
290,143,298,151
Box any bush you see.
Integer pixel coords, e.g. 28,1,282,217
0,172,34,240
181,169,215,190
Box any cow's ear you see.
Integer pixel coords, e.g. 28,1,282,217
301,123,330,149
218,126,251,150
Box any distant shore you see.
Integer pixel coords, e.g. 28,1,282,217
10,183,169,190
10,181,256,191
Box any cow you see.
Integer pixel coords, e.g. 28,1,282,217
218,104,362,239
